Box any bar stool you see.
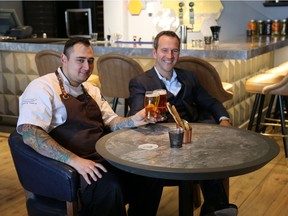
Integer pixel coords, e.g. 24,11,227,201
222,82,233,94
245,73,284,132
265,65,288,76
279,61,288,68
262,76,288,157
263,65,288,133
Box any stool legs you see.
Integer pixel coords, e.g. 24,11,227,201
260,95,276,133
261,95,288,158
248,94,265,132
278,95,288,157
248,94,260,130
255,95,266,132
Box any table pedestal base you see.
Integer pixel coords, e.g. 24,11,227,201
179,181,194,216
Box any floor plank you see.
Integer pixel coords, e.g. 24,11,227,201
0,132,287,216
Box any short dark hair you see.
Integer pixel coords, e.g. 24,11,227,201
153,31,180,50
63,37,91,58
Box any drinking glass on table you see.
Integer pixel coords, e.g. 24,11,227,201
144,91,160,122
153,89,167,121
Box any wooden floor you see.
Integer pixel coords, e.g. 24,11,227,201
0,131,287,216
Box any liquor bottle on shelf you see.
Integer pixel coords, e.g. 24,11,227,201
265,19,272,36
280,19,286,36
248,20,257,36
272,19,280,36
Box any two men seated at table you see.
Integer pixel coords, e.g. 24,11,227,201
16,37,163,216
128,31,238,216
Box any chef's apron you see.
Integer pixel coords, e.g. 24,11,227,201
49,70,107,161
49,71,127,216
49,70,163,216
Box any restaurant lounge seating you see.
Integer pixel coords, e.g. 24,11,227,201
245,67,288,157
171,56,233,207
262,75,288,157
35,50,62,76
8,130,79,216
97,53,144,116
35,50,100,87
175,56,233,102
245,73,284,132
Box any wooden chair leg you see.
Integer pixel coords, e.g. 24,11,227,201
248,93,261,130
66,201,78,216
278,96,288,158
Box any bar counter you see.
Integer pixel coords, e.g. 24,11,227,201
1,36,288,59
1,36,288,127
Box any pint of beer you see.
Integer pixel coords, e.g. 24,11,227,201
153,89,167,120
144,91,160,121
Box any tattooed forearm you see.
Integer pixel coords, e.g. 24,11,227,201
19,124,73,163
109,116,136,131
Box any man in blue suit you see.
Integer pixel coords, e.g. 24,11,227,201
128,31,237,216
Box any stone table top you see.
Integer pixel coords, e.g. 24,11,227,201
96,123,279,180
1,36,288,59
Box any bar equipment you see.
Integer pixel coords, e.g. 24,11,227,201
210,25,221,43
178,1,194,44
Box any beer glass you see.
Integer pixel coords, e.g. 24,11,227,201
144,91,160,121
153,89,167,121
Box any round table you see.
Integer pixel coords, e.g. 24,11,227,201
96,123,279,180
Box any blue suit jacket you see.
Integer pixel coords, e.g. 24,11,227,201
128,67,229,123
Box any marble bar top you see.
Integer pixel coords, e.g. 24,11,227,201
1,36,288,60
96,123,279,180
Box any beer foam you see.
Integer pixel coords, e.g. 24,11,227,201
153,89,166,95
146,92,159,97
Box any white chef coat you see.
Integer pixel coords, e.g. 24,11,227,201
17,67,117,134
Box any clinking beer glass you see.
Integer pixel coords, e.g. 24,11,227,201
144,91,160,121
153,89,167,121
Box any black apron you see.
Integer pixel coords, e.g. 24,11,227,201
49,70,106,161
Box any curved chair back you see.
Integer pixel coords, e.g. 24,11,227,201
97,53,144,115
263,75,288,95
97,53,144,98
35,50,62,76
175,56,233,103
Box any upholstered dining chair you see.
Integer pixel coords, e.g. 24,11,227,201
35,50,100,87
175,56,233,103
35,50,62,76
174,56,232,202
8,130,80,216
97,53,144,116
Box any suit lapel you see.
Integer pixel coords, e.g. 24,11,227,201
148,68,166,89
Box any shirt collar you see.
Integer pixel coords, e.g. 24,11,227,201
57,67,82,94
154,66,177,83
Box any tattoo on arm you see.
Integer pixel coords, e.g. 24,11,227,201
19,124,73,163
109,116,136,131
